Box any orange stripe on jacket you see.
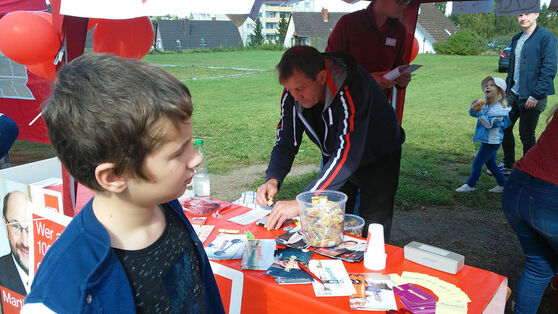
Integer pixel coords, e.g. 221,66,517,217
317,87,356,190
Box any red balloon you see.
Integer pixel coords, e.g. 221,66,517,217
411,37,419,62
26,61,56,81
0,11,61,65
31,11,53,24
93,17,154,59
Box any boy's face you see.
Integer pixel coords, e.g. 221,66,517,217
126,118,202,206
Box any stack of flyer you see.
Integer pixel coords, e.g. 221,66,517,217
349,273,397,311
240,239,276,270
313,235,366,262
264,248,314,284
205,233,247,260
393,283,436,313
308,259,356,297
274,226,310,250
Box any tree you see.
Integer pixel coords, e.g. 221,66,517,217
434,2,446,14
277,17,289,46
538,5,558,37
250,18,265,46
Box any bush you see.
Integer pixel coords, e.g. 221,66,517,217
434,30,480,55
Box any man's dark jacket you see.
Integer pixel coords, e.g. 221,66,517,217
0,253,26,296
266,51,404,192
506,25,557,101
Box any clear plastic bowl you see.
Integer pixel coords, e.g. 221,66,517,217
344,214,365,237
296,190,347,247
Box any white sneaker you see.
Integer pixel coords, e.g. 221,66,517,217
489,185,504,193
456,184,475,192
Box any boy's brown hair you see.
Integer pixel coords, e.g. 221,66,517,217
43,53,193,191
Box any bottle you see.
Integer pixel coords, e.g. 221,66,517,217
193,139,210,197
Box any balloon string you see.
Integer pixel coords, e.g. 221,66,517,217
28,112,42,126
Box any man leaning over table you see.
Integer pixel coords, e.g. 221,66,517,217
255,46,405,242
325,0,412,98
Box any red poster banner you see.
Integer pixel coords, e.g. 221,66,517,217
32,213,66,273
0,286,25,314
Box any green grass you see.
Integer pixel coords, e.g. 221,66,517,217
11,51,557,212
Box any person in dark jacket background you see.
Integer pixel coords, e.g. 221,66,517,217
497,12,557,175
256,46,404,241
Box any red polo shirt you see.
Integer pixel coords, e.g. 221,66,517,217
325,4,408,74
515,112,558,186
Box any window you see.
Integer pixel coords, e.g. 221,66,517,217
266,11,276,18
266,23,275,29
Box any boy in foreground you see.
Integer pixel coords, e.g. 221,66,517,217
22,53,225,313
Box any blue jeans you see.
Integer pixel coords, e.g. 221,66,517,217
502,93,546,168
467,143,506,187
502,169,558,313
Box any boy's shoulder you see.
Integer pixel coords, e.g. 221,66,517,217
25,200,114,308
32,199,186,283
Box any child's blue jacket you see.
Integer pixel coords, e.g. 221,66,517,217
24,198,225,313
469,102,511,144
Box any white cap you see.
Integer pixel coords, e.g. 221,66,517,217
482,76,507,93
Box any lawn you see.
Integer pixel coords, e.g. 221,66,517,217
11,51,558,211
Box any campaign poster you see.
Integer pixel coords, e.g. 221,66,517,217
0,178,70,313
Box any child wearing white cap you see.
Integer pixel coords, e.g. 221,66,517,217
456,76,512,193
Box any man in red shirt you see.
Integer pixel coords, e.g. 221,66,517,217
326,0,412,96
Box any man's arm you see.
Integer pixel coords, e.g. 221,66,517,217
530,31,557,101
256,90,302,207
263,90,303,185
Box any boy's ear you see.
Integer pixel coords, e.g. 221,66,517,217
95,163,127,193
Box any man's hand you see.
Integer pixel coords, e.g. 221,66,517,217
525,97,538,109
265,200,298,230
256,179,279,206
394,72,411,88
371,71,395,89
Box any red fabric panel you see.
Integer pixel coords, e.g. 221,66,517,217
0,0,46,14
0,71,51,144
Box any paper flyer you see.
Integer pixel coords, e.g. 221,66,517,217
241,239,276,270
192,225,215,244
382,64,422,81
349,273,397,311
205,233,247,260
308,259,356,297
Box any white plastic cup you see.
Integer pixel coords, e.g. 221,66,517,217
363,223,387,271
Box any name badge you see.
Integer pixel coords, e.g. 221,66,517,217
385,37,397,46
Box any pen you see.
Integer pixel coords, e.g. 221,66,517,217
297,261,324,285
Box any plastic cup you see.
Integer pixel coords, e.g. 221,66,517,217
364,223,387,271
296,190,347,247
344,214,365,237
